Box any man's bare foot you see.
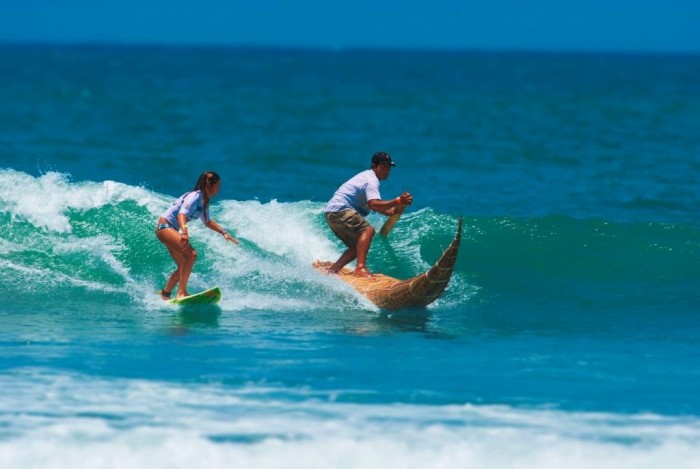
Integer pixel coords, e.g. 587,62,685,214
353,268,375,278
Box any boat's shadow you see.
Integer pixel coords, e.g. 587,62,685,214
374,306,431,331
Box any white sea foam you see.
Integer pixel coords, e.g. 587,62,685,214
0,169,160,233
216,198,339,264
1,369,699,469
191,198,380,311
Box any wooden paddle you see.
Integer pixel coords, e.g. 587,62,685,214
380,205,405,237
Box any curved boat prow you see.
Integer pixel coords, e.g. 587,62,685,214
381,217,462,309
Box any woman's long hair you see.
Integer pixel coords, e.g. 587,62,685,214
192,171,220,206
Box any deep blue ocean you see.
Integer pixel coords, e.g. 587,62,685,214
1,44,700,468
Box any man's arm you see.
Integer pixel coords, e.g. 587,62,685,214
367,192,412,216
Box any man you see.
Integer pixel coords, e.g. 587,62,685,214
324,151,413,277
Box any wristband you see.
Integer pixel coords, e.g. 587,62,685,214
396,197,401,206
221,230,228,236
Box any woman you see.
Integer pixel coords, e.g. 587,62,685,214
155,171,239,299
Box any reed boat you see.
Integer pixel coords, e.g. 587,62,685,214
314,218,462,310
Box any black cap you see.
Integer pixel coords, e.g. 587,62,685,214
371,151,396,167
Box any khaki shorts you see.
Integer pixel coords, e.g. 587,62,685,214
325,210,372,248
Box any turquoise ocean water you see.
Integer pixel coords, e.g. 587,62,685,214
2,44,700,467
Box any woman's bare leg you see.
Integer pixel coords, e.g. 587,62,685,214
157,228,196,298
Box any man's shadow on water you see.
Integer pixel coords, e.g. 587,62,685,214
370,308,456,340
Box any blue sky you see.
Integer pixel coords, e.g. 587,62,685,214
1,0,698,53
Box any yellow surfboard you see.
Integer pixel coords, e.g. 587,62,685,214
169,287,221,305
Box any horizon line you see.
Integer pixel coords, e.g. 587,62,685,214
1,39,699,58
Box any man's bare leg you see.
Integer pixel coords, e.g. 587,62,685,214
353,227,375,277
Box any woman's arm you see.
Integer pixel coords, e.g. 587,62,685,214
177,213,190,246
206,220,240,245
